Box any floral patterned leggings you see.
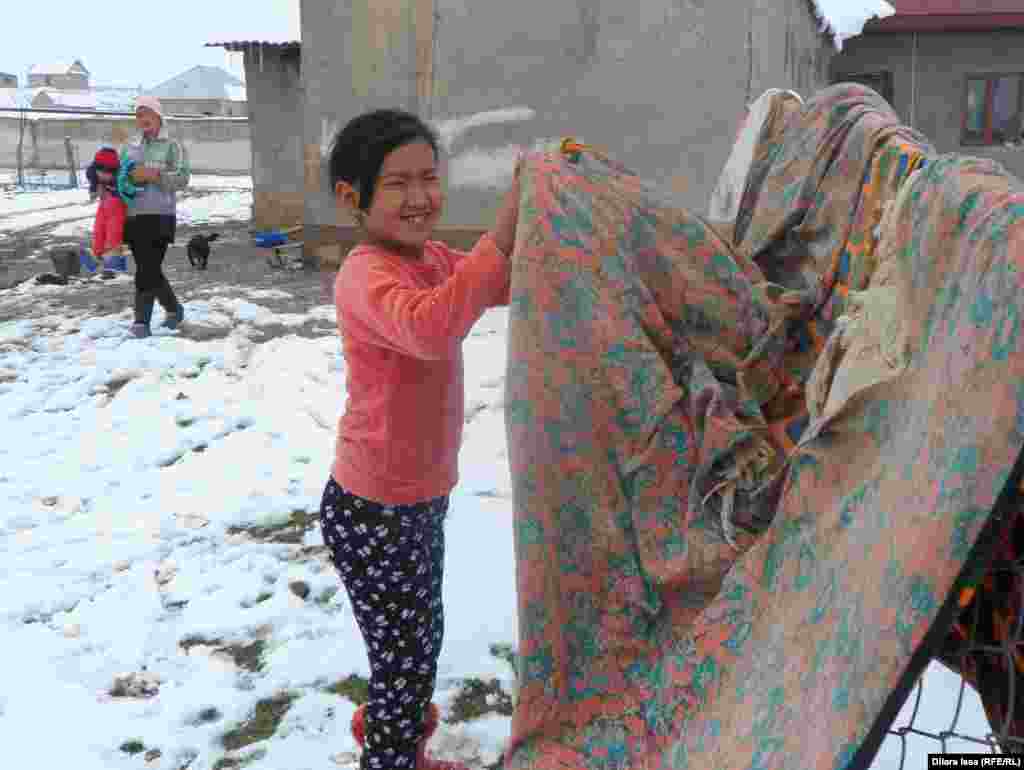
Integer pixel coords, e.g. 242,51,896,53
319,477,448,769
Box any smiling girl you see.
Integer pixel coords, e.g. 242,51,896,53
319,108,519,770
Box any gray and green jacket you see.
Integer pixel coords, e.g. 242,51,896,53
117,126,190,218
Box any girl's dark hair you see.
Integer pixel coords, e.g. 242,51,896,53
328,108,440,210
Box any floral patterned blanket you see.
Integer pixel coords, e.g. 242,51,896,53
502,83,1024,769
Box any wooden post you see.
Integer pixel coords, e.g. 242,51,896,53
16,112,25,187
64,136,77,188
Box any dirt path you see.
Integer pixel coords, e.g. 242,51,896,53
0,220,339,342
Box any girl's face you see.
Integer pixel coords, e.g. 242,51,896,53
338,140,444,258
96,168,115,183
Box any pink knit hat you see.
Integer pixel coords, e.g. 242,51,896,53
135,95,164,120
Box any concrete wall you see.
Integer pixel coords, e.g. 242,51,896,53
301,0,835,262
243,46,305,230
160,98,247,117
832,28,1024,180
0,114,252,176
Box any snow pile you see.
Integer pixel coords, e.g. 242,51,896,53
817,0,896,48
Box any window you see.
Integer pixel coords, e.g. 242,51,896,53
962,75,1023,146
833,71,894,106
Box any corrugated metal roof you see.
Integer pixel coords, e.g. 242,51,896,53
205,40,300,52
149,65,244,100
863,11,1024,32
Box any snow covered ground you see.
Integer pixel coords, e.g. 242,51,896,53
0,173,253,243
0,154,1000,770
0,297,515,770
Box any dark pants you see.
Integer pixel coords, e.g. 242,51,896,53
125,215,179,320
319,478,448,770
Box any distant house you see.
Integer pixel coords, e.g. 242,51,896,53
832,0,1024,179
0,88,20,110
31,88,98,111
0,73,17,88
148,65,247,116
90,88,143,113
27,60,90,89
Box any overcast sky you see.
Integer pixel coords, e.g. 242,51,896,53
4,0,890,91
4,0,301,89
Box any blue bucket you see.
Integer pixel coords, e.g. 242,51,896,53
254,231,288,248
79,247,97,274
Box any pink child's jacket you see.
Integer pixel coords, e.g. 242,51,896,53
332,233,511,506
92,182,127,259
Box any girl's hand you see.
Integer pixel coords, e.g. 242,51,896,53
492,172,520,258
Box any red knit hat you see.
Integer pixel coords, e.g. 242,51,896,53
94,148,119,171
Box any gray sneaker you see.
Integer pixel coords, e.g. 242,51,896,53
129,323,151,338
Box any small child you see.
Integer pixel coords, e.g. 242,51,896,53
320,108,519,770
88,146,128,278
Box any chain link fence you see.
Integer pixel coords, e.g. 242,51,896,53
882,503,1024,767
11,110,83,190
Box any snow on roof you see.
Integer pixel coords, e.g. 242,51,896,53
32,89,98,109
0,87,136,113
28,62,80,76
816,0,896,47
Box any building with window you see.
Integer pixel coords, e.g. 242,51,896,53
27,60,90,90
831,0,1024,178
147,65,247,117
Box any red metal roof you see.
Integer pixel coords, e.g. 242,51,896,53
863,11,1024,32
893,0,1024,13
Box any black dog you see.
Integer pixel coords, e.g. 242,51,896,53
186,233,219,270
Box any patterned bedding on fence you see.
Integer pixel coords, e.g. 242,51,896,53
501,83,1024,769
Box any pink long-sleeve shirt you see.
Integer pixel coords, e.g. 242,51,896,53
332,233,510,505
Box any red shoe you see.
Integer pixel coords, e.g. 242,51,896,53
350,703,468,770
415,750,470,770
350,704,366,747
